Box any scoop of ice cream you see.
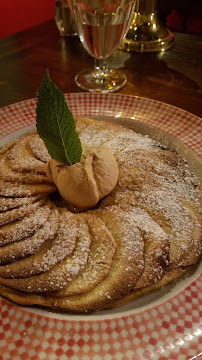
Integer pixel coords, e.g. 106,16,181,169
45,146,119,209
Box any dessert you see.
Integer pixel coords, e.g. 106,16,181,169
0,116,201,312
0,74,201,313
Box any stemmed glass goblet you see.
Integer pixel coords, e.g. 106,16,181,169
69,0,136,93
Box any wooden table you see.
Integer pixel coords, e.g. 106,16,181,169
0,19,202,117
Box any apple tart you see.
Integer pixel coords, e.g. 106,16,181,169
0,117,201,313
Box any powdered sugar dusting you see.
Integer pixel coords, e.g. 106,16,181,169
80,124,115,147
31,211,78,275
64,217,116,295
0,209,59,271
0,195,42,212
127,207,168,243
0,202,51,246
7,134,46,174
28,135,50,163
0,197,46,227
2,219,91,293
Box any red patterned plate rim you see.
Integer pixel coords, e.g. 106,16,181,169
0,93,201,118
0,93,201,157
0,94,201,360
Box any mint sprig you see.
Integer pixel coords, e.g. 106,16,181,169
36,70,82,165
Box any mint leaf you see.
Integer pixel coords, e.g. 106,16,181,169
36,70,82,165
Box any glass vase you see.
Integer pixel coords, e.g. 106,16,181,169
119,0,174,52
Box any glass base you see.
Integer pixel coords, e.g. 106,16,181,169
75,68,127,93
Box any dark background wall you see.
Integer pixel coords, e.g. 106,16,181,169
158,0,202,34
0,0,201,39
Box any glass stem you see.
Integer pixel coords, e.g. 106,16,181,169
93,58,109,79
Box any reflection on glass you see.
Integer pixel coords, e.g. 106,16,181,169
55,0,77,36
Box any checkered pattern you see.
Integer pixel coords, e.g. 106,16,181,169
0,94,201,360
0,276,201,360
0,94,201,157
